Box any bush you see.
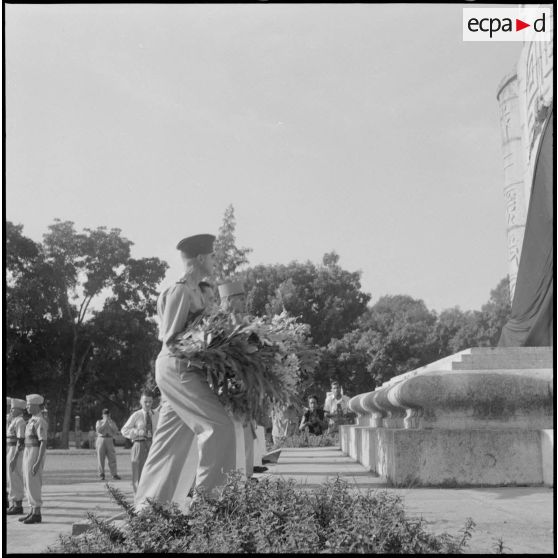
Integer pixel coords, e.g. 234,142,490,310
48,473,476,554
267,431,339,451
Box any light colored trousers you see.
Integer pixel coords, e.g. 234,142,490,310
6,446,24,501
96,437,118,476
130,440,151,493
233,421,254,478
135,354,236,510
22,446,45,507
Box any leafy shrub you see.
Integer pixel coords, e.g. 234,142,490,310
48,473,477,554
267,431,339,451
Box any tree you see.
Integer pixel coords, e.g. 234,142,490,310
477,277,512,345
5,220,168,447
242,256,370,347
213,205,252,282
431,307,481,356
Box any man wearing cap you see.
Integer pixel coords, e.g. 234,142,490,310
218,280,257,480
6,398,27,515
19,394,48,524
95,408,121,481
121,390,159,493
135,234,236,511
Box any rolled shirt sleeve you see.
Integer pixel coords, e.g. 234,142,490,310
15,417,26,438
36,417,48,441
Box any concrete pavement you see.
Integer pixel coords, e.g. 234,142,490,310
4,446,555,554
265,447,555,555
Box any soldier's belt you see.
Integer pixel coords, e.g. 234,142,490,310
133,438,150,443
25,442,40,447
98,435,113,438
7,442,17,446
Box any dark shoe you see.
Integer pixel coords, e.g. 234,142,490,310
23,513,42,524
253,466,268,473
18,512,33,522
112,475,121,480
6,505,24,515
99,474,105,480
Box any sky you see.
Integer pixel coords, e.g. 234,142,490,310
5,3,526,312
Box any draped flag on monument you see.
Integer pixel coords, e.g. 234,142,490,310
499,108,553,347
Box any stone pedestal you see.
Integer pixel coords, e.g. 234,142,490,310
342,347,554,487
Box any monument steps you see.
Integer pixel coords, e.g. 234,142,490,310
452,347,553,370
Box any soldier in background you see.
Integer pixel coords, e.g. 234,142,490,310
6,398,27,515
19,394,48,524
218,280,256,480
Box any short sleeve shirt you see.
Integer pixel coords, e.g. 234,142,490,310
25,415,48,441
7,416,26,439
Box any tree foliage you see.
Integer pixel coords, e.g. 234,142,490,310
242,258,371,347
213,205,252,282
5,220,168,446
320,281,512,394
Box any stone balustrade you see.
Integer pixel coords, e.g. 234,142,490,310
342,347,554,487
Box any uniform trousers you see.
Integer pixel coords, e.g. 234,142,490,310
6,446,24,502
135,354,236,509
22,446,45,507
96,437,118,476
130,440,151,493
231,420,254,478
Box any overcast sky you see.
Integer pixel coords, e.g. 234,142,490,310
6,3,525,312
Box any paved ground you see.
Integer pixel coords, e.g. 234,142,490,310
5,446,555,554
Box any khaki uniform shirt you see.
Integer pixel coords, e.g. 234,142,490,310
158,279,206,354
25,415,48,443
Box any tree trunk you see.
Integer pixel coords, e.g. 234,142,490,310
59,380,76,449
60,328,79,449
60,338,92,449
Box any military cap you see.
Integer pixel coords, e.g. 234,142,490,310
26,394,44,405
176,234,215,257
6,397,11,406
11,398,27,410
218,280,245,298
102,408,110,414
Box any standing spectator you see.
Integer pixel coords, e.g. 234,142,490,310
6,398,27,515
19,394,48,524
299,395,328,435
121,390,159,494
323,380,353,433
95,409,121,481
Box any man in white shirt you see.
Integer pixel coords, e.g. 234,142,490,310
323,380,352,433
121,390,159,494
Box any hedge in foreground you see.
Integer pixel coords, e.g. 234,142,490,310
48,473,476,554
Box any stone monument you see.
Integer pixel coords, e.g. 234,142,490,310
341,16,554,487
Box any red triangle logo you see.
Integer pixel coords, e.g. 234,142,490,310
516,19,530,31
